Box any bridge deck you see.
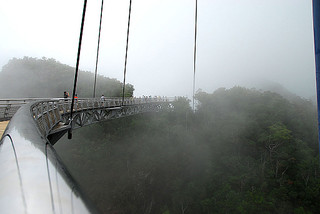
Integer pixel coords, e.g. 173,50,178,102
0,120,9,138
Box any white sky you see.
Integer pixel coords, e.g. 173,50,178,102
0,0,316,98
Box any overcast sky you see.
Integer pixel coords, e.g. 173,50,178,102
0,0,316,98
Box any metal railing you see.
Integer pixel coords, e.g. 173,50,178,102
0,98,59,121
30,97,174,143
0,98,38,121
0,97,172,121
0,97,174,144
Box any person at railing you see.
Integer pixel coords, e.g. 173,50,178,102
73,94,78,109
100,95,105,107
64,91,69,100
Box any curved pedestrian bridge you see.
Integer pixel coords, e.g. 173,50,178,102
0,97,174,213
32,97,174,144
1,97,174,144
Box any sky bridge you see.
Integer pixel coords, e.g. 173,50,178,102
0,0,319,213
0,97,174,213
0,97,173,142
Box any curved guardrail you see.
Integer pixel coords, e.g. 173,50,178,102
0,102,100,214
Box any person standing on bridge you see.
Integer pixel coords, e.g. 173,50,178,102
64,91,69,100
73,94,79,109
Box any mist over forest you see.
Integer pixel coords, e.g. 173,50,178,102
1,57,319,213
56,89,319,213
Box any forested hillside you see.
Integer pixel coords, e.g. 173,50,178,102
0,57,134,98
56,87,320,214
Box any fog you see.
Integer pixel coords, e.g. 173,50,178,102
54,90,319,213
0,0,316,98
1,1,319,212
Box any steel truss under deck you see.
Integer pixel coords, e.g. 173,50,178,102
29,97,174,144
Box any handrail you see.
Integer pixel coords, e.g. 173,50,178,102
0,97,174,122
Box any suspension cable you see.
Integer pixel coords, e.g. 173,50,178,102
193,0,198,111
93,0,105,98
68,0,88,139
122,0,133,105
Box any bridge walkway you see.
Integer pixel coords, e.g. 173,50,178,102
0,120,9,138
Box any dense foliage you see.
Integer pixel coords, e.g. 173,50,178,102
0,57,134,98
56,87,319,214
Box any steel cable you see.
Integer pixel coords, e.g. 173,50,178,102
93,0,105,98
122,0,133,105
68,0,88,139
193,0,198,111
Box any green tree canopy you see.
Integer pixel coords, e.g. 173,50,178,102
56,86,319,214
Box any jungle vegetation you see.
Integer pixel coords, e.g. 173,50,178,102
56,86,320,214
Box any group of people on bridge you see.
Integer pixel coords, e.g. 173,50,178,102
63,91,169,103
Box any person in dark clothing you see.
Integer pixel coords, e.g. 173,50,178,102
64,91,69,101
